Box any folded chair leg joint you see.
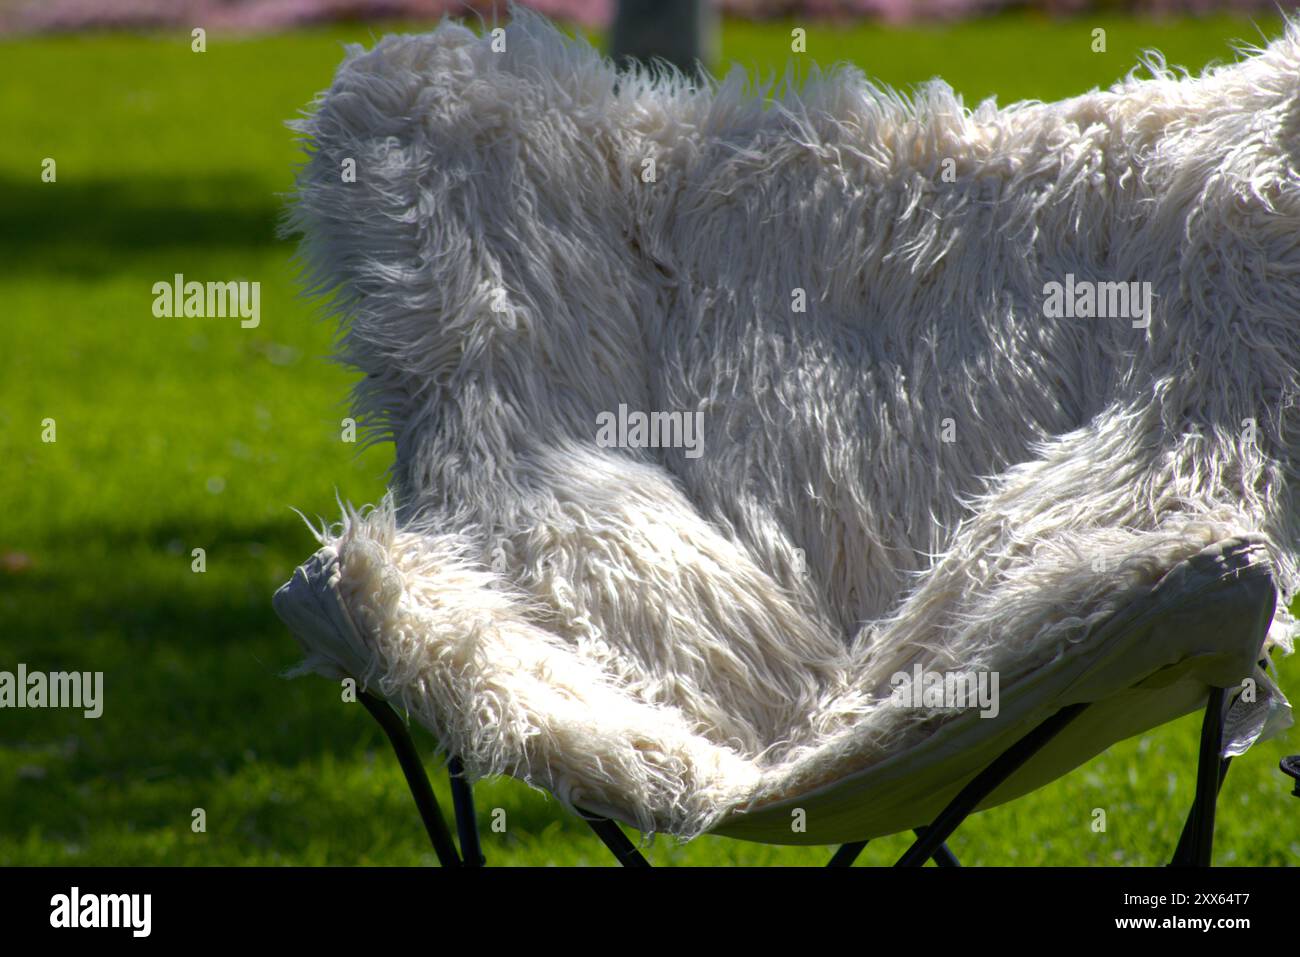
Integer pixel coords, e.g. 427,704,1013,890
828,829,961,868
895,702,1090,867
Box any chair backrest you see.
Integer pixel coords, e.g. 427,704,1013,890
288,12,1300,745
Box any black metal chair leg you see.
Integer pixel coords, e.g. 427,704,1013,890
827,840,868,867
448,756,485,867
829,829,960,867
930,843,962,867
1170,687,1230,868
359,691,462,867
896,702,1090,867
583,815,651,867
360,682,1232,867
914,826,961,867
1282,755,1300,797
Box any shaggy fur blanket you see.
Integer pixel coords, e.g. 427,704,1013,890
280,10,1299,839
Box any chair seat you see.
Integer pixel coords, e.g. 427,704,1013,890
276,523,1289,844
713,535,1286,844
277,12,1300,845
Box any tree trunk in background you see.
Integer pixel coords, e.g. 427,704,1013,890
610,0,718,83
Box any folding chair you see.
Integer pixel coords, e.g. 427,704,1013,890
274,11,1298,865
277,530,1289,865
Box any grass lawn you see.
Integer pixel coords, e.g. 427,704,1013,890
2,11,1298,866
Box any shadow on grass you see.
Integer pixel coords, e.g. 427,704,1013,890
5,509,1297,863
2,174,287,278
0,509,605,861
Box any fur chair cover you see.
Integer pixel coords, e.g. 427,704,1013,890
277,10,1298,841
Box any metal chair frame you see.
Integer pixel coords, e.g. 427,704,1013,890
358,685,1238,867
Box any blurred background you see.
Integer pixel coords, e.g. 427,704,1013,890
2,0,1297,31
2,0,1298,865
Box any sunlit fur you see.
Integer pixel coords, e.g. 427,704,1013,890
281,9,1300,837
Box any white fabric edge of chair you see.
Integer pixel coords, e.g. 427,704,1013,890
274,530,1291,846
711,534,1290,843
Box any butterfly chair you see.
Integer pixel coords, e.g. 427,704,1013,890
275,11,1299,866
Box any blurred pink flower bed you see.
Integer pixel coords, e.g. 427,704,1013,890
0,0,1292,34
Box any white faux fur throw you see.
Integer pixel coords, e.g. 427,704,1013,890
281,10,1300,840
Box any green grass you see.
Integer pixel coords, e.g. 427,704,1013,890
2,12,1298,866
